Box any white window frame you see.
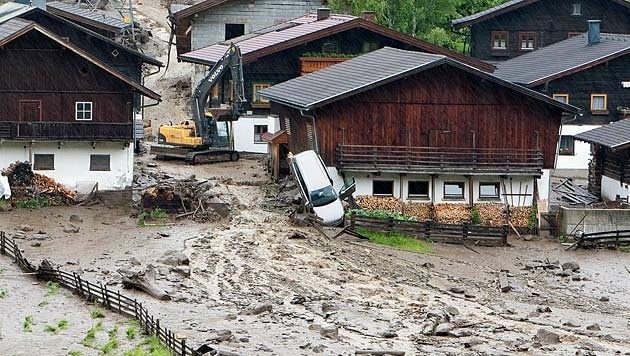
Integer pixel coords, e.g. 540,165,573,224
479,182,501,200
571,2,581,15
552,94,569,104
75,101,93,121
254,124,268,143
491,31,508,50
590,94,607,112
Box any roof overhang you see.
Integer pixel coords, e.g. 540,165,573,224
171,0,232,21
574,119,630,151
47,5,125,34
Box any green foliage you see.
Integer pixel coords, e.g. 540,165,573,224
0,288,7,299
126,325,137,340
44,324,57,333
16,196,50,209
45,281,60,296
68,351,83,356
82,322,103,347
0,199,8,210
58,319,68,330
348,209,418,221
38,300,49,307
357,228,432,253
528,203,538,231
470,207,482,225
90,308,106,319
619,245,630,253
123,348,147,356
101,338,119,354
142,336,173,356
23,315,33,332
138,208,169,226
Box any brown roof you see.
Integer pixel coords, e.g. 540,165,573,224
0,19,160,100
47,1,127,34
262,130,288,144
171,0,231,20
179,13,495,72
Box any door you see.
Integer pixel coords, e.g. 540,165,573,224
19,100,41,122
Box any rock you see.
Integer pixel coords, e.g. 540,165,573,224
319,326,338,339
241,303,273,315
586,323,601,331
434,322,455,335
536,328,561,344
558,270,572,277
63,224,80,233
69,214,83,223
464,292,476,299
536,305,552,313
449,286,465,294
31,242,41,247
158,232,171,238
290,294,306,305
129,257,141,266
421,262,435,268
561,261,580,272
380,330,398,338
448,328,473,337
238,337,249,343
312,344,326,353
562,320,580,328
172,266,191,277
158,250,189,266
444,306,459,316
464,338,484,348
321,302,337,314
571,275,582,281
288,231,306,239
599,296,609,302
17,224,33,232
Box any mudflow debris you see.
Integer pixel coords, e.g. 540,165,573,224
1,161,75,205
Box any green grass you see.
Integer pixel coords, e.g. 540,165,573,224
58,319,68,330
126,325,137,340
90,308,105,319
16,196,50,209
45,281,60,296
0,198,8,210
44,324,57,333
101,338,119,354
348,208,418,222
138,208,169,226
619,245,630,253
0,288,7,299
38,300,49,307
142,336,172,356
68,351,82,356
470,206,482,225
82,322,103,347
23,315,33,332
358,229,432,254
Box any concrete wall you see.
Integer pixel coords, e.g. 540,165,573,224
0,141,133,192
555,124,600,175
233,114,280,153
335,171,537,206
190,0,322,51
559,206,630,235
601,175,630,202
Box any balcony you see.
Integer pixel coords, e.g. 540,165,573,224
336,144,544,176
0,122,133,141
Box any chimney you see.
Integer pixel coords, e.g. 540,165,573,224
588,20,601,46
317,7,330,21
362,11,376,22
31,0,46,10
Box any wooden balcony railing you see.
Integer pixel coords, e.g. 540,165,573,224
0,122,133,141
336,144,544,175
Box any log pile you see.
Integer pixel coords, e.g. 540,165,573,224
140,176,230,222
475,203,506,227
508,206,532,227
403,202,433,221
434,203,471,224
1,161,75,205
356,196,403,212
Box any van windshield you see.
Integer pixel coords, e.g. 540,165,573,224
310,185,338,207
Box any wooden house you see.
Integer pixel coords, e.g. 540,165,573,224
0,19,160,191
494,22,630,177
575,119,630,201
179,9,494,154
452,0,630,61
260,47,578,208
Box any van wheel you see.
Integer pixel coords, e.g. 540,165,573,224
230,152,240,161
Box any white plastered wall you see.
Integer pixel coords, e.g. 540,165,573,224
601,175,630,202
556,125,600,170
232,114,280,153
0,141,133,192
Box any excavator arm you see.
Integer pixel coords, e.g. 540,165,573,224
192,43,246,147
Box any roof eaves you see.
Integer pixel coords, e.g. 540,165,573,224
0,19,35,46
46,6,123,33
452,0,538,29
172,0,231,20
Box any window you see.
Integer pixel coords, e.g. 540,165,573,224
90,154,110,171
33,154,54,170
491,31,508,50
552,94,569,104
568,32,581,38
252,83,271,104
479,182,500,200
408,181,429,199
519,32,537,50
571,2,581,15
559,135,575,155
373,180,394,196
362,41,379,53
75,102,92,121
254,125,267,143
590,94,607,113
444,182,465,200
322,41,338,54
225,23,244,40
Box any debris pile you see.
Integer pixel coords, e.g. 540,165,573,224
553,178,599,205
140,176,230,222
1,161,75,205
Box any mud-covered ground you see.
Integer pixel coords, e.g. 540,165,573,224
1,157,630,355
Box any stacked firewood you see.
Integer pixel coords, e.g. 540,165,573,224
474,203,507,227
2,161,75,204
403,202,433,221
434,203,471,224
508,206,532,227
355,196,403,212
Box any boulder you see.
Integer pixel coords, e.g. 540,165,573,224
561,261,580,272
536,328,561,344
158,250,189,266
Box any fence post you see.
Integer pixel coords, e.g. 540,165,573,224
350,214,355,230
1,231,5,255
156,319,161,340
117,290,121,314
181,338,186,356
502,224,508,246
387,217,394,234
462,222,469,243
424,220,431,240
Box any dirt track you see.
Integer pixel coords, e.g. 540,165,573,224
1,157,630,355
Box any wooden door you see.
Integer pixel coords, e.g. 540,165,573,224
19,100,41,122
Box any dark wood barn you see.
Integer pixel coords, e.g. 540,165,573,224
452,0,630,61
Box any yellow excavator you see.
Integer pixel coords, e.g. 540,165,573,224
151,43,246,164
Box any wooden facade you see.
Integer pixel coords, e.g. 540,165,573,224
0,30,136,140
271,64,564,173
464,0,630,60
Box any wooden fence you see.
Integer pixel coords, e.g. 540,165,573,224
0,231,229,356
576,229,630,248
349,215,508,247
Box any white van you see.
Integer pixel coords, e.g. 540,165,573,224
290,150,345,226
